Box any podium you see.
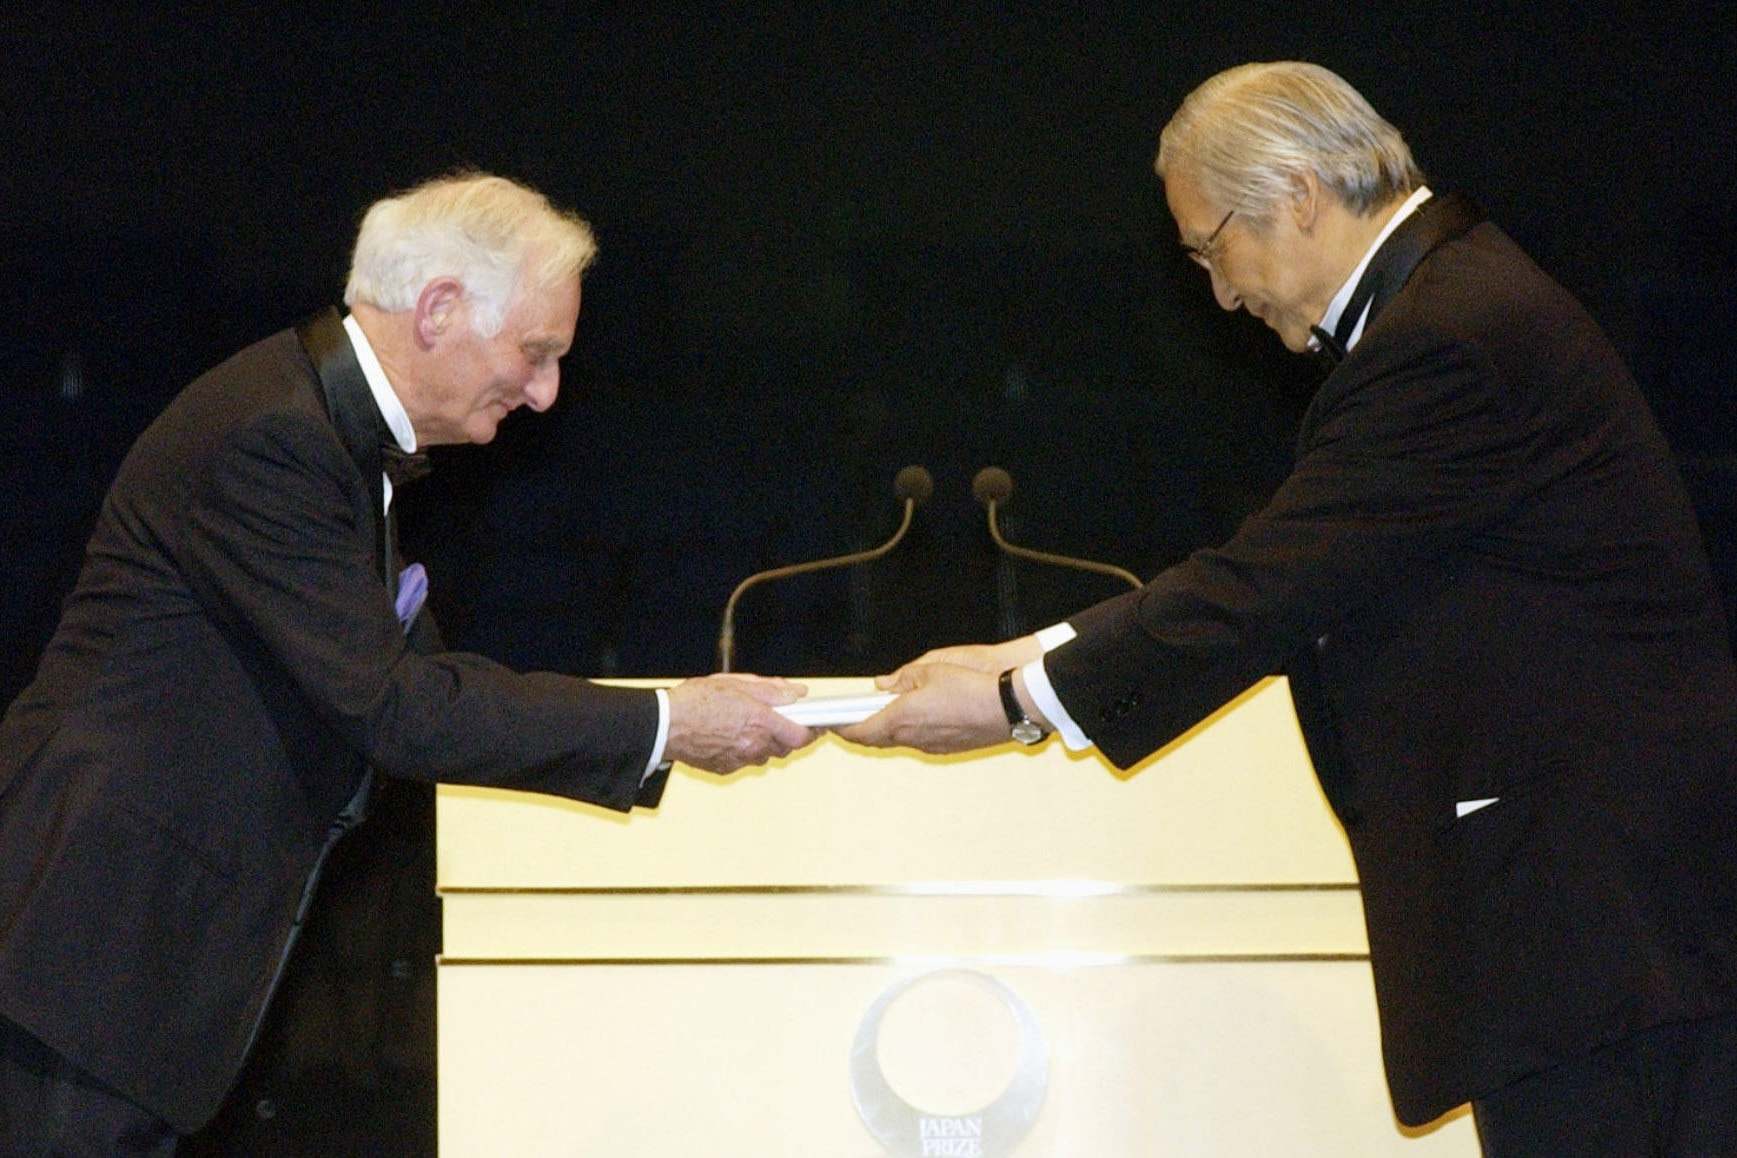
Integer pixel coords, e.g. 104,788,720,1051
436,677,1477,1156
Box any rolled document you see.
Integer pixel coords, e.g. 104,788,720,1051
774,692,896,727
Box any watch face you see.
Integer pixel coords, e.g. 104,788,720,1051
1011,720,1045,745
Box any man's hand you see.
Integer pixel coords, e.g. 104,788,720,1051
837,662,1010,754
664,674,816,774
871,635,1044,690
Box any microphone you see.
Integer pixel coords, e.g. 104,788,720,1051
717,466,933,671
972,466,1142,591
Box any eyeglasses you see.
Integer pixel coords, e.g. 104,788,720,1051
1181,208,1237,271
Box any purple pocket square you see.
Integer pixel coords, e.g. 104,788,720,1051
396,563,428,632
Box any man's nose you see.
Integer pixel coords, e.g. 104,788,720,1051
1209,267,1240,312
524,363,559,412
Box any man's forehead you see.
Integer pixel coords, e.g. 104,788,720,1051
1164,170,1220,237
510,277,581,336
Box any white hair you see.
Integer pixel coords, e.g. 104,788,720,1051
344,172,597,336
1157,62,1424,225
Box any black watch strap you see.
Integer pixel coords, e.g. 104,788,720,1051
998,668,1048,744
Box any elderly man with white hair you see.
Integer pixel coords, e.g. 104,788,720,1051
844,62,1737,1154
0,172,815,1154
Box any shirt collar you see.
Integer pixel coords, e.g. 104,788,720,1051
341,313,417,453
1314,185,1434,353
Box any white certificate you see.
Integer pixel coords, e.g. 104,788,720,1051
774,692,896,727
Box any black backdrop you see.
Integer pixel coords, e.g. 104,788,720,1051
3,4,1734,1151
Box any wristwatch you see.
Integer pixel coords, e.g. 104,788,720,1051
998,668,1049,745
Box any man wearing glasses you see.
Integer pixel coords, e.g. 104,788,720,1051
844,61,1737,1154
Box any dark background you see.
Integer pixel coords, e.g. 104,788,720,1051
3,4,1733,1152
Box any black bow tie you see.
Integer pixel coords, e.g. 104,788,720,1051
1310,324,1347,366
380,444,432,488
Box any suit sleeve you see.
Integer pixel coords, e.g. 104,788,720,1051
177,411,664,812
1049,325,1576,769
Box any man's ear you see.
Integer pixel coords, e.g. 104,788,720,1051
1287,170,1322,233
413,278,464,349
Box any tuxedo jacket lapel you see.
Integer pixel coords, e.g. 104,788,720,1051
294,308,393,584
1300,194,1486,449
1331,193,1484,353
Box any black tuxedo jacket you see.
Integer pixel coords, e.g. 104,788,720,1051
0,310,667,1132
1045,208,1737,1123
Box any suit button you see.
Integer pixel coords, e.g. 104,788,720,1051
1102,694,1134,723
1315,633,1330,653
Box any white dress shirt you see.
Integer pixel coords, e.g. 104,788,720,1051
1312,186,1434,352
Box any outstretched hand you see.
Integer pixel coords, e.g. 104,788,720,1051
872,635,1044,690
664,674,816,775
837,662,1009,755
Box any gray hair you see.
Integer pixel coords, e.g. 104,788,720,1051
344,172,597,336
1156,62,1424,223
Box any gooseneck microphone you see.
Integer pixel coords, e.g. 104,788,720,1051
972,466,1142,591
717,466,934,671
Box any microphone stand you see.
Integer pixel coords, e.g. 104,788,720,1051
975,467,1143,592
717,468,931,672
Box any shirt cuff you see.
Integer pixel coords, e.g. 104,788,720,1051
1034,622,1077,652
643,688,672,784
1023,623,1091,751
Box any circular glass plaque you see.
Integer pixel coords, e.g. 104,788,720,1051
849,969,1049,1157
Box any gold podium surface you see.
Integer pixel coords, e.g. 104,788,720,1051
436,677,1477,1155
